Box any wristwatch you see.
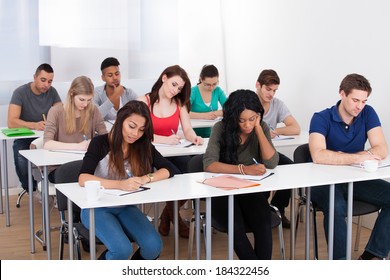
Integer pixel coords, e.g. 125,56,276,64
146,173,154,183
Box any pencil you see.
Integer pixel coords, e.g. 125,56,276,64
42,114,46,122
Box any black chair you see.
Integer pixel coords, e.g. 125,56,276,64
54,160,103,260
187,154,285,259
293,143,381,259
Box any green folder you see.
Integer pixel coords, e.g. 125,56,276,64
1,128,35,137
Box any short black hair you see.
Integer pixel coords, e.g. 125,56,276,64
35,63,54,76
100,57,120,71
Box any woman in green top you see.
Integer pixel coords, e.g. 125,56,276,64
189,65,227,137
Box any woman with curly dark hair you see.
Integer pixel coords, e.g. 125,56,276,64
203,89,279,259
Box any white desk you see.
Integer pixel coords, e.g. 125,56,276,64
154,138,208,157
56,164,390,260
19,149,84,259
272,130,309,148
0,128,43,227
55,173,227,260
190,118,220,129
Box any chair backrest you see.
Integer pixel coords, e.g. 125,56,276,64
188,154,204,173
54,160,84,216
293,143,312,163
30,136,44,149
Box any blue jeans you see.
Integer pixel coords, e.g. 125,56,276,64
81,206,162,260
311,179,390,259
12,138,37,191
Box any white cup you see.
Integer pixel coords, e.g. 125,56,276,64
362,160,379,172
85,180,104,202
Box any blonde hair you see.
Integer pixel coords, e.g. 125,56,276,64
64,76,94,134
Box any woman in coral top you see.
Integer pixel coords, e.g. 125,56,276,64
138,65,203,238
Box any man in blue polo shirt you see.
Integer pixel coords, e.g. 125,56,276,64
309,73,390,260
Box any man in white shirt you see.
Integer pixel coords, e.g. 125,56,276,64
94,57,138,122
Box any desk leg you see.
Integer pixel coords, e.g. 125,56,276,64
290,188,295,260
195,198,200,260
68,198,74,260
205,197,212,260
174,200,179,260
43,166,52,259
89,208,96,260
328,184,335,260
154,203,159,229
0,140,4,214
305,187,311,259
346,182,353,260
28,161,35,253
1,139,10,226
228,195,234,260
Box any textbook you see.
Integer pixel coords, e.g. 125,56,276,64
198,175,260,190
1,127,35,137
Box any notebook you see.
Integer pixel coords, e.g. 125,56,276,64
1,127,35,137
198,175,260,190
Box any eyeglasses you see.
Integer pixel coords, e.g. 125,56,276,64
203,81,218,88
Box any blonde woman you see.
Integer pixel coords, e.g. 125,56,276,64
43,76,107,182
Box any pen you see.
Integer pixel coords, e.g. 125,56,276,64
252,158,259,165
269,125,279,137
82,134,88,141
170,129,176,135
42,114,46,122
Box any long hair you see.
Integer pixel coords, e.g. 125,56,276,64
220,89,264,164
148,65,191,112
64,76,94,135
108,100,154,178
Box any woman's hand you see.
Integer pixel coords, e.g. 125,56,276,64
119,177,144,191
192,136,204,145
166,134,181,145
242,163,267,175
255,113,261,127
203,112,218,120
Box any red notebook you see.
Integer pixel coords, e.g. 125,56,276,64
199,175,260,190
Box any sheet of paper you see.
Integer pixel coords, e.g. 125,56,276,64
216,170,275,181
272,135,295,141
152,139,194,148
351,157,390,168
49,149,86,154
103,186,150,196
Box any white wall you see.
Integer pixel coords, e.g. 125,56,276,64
2,0,390,191
221,0,390,141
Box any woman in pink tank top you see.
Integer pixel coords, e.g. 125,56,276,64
138,65,203,238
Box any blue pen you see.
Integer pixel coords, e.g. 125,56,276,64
252,158,259,165
82,134,88,141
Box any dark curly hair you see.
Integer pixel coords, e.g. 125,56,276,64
220,89,264,164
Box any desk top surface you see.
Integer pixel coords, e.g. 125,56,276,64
0,128,43,141
56,161,390,209
19,149,84,166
